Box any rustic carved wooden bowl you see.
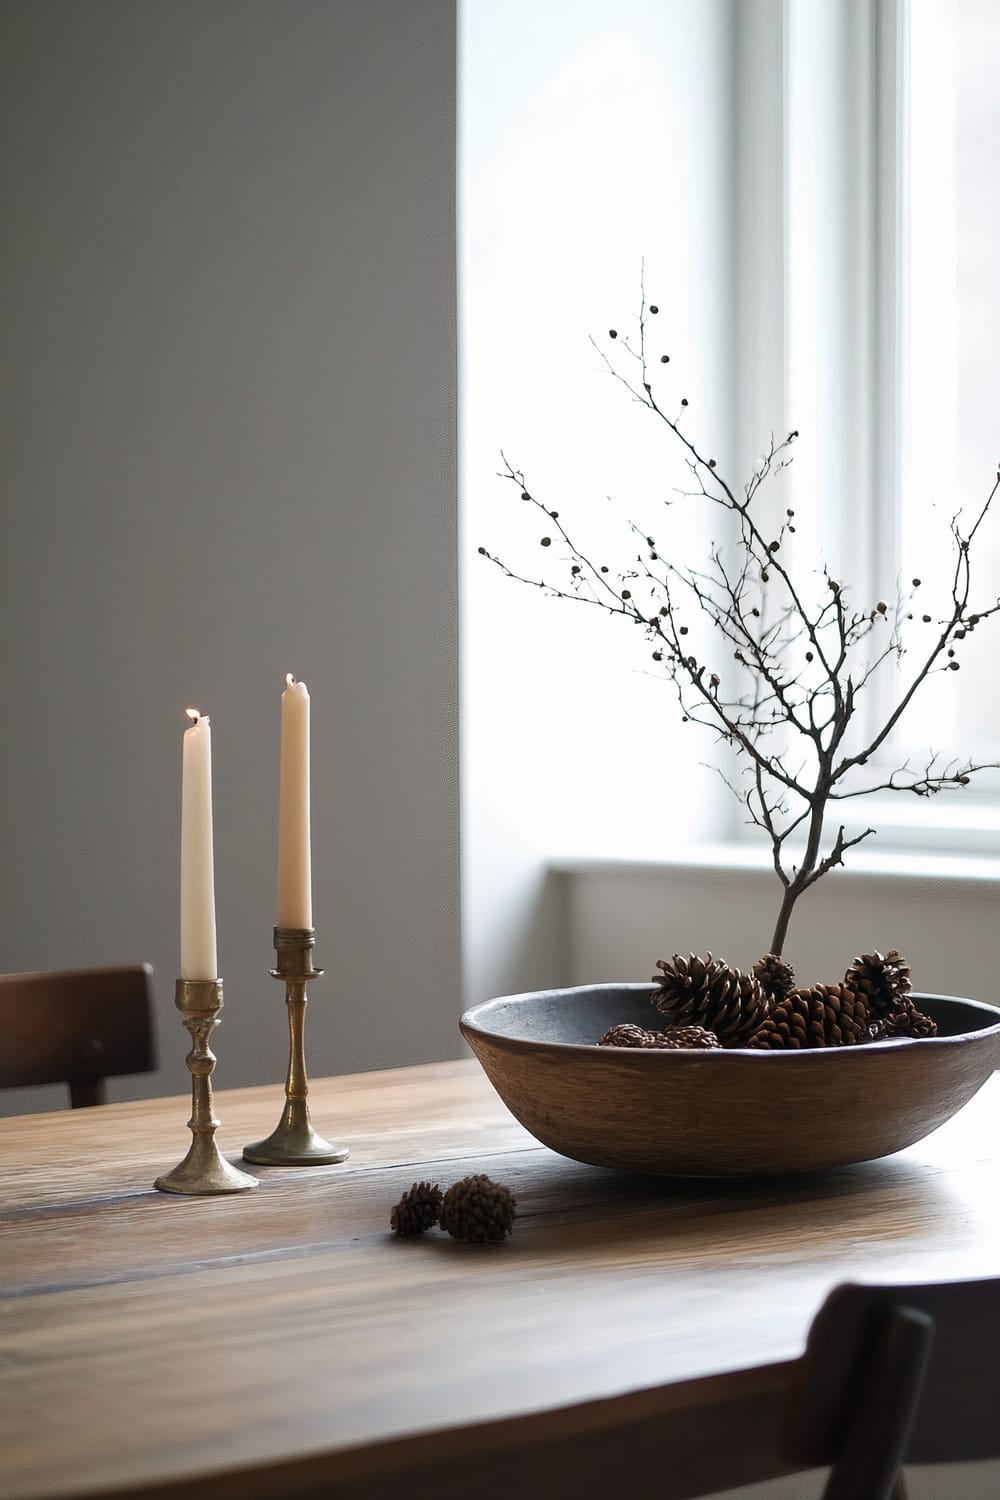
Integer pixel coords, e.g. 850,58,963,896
460,984,1000,1177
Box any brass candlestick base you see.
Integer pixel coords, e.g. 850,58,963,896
243,928,349,1167
155,979,259,1195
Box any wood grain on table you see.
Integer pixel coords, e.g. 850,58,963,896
2,1059,999,1500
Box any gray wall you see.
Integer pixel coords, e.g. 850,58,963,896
565,856,1000,1007
0,0,460,1111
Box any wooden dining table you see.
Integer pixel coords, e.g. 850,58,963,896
3,1057,1000,1500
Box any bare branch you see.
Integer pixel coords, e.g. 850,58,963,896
484,299,1000,954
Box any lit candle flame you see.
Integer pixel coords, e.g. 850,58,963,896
185,708,202,724
286,673,296,687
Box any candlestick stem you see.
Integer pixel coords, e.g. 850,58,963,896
243,928,349,1167
155,979,258,1195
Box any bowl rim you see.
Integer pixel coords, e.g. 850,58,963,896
460,982,1000,1061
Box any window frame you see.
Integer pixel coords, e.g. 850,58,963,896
726,0,1000,859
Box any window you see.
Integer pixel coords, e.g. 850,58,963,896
895,0,1000,768
460,0,736,865
460,0,1000,879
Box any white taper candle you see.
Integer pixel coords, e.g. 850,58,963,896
277,675,312,929
180,709,218,980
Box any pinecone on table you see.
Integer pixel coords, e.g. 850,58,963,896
752,953,796,1004
844,949,912,1019
390,1180,443,1237
652,952,769,1046
747,982,869,1049
439,1174,517,1243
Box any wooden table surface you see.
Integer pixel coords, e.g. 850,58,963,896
2,1059,1000,1500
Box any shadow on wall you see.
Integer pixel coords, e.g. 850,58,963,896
465,867,572,1012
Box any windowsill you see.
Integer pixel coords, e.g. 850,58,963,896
550,787,1000,884
552,840,1000,886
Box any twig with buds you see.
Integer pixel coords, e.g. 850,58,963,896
481,293,1000,955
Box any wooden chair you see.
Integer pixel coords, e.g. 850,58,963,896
0,964,156,1107
784,1276,1000,1500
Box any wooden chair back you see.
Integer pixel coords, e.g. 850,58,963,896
0,964,156,1107
785,1275,1000,1500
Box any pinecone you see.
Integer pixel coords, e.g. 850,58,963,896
752,953,796,1004
598,1023,721,1049
389,1180,443,1237
878,1005,938,1041
747,983,869,1049
652,952,769,1045
844,949,912,1020
439,1174,517,1243
659,1025,722,1050
598,1023,667,1048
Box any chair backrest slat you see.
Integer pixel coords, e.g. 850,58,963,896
787,1275,1000,1491
0,964,156,1105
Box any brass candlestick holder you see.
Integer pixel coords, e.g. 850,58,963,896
155,979,258,1195
243,927,349,1166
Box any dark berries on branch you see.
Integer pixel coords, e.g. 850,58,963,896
485,311,1000,958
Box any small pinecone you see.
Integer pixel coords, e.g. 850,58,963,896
439,1174,517,1243
753,953,796,1004
597,1023,721,1050
880,1005,938,1041
390,1180,443,1237
844,949,912,1020
747,983,869,1049
652,952,769,1045
598,1023,667,1048
659,1025,722,1050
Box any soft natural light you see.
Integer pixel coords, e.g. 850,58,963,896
896,0,1000,765
460,0,1000,1021
460,0,734,862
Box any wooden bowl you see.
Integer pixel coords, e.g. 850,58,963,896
459,984,1000,1176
